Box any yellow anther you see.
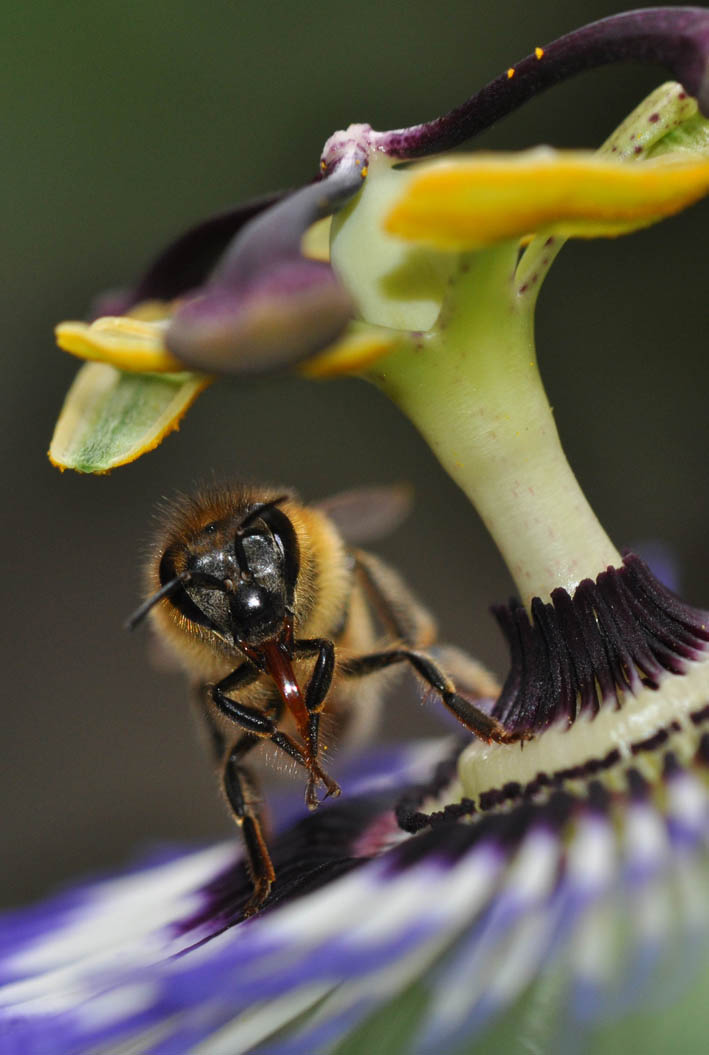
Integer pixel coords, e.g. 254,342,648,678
535,46,544,59
507,67,515,79
361,166,368,178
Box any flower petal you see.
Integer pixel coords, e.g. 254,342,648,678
48,363,210,473
384,150,709,250
55,316,182,374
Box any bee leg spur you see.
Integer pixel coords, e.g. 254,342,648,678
340,648,522,744
305,759,341,811
222,735,276,918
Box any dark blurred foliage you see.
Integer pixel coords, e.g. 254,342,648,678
2,0,707,907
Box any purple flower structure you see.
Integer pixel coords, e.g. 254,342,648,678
3,726,709,1054
21,6,709,1054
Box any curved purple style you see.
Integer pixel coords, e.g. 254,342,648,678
332,7,709,166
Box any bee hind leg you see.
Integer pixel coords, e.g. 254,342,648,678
340,649,523,744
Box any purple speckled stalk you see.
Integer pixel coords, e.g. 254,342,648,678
375,8,709,159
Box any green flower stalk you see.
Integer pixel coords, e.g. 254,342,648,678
351,233,620,606
327,79,705,604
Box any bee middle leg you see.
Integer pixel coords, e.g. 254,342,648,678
340,649,522,744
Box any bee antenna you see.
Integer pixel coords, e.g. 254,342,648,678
125,571,191,631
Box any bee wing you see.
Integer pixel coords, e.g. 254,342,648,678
315,484,413,544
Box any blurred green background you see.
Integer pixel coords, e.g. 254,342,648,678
2,0,707,908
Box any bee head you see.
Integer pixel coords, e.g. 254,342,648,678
184,509,288,644
130,496,300,647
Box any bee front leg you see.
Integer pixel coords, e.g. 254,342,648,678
211,684,325,778
293,638,341,809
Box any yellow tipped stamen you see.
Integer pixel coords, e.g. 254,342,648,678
507,67,515,79
384,149,709,250
535,46,544,59
300,327,405,379
55,315,182,374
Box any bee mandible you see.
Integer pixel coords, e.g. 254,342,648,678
129,484,517,915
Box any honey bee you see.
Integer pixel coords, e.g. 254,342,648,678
129,484,517,915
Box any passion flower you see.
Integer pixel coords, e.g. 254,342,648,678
17,8,709,1054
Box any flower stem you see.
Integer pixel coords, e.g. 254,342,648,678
368,243,620,605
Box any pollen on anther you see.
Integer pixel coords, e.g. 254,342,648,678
361,166,368,178
535,46,544,59
507,67,515,79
